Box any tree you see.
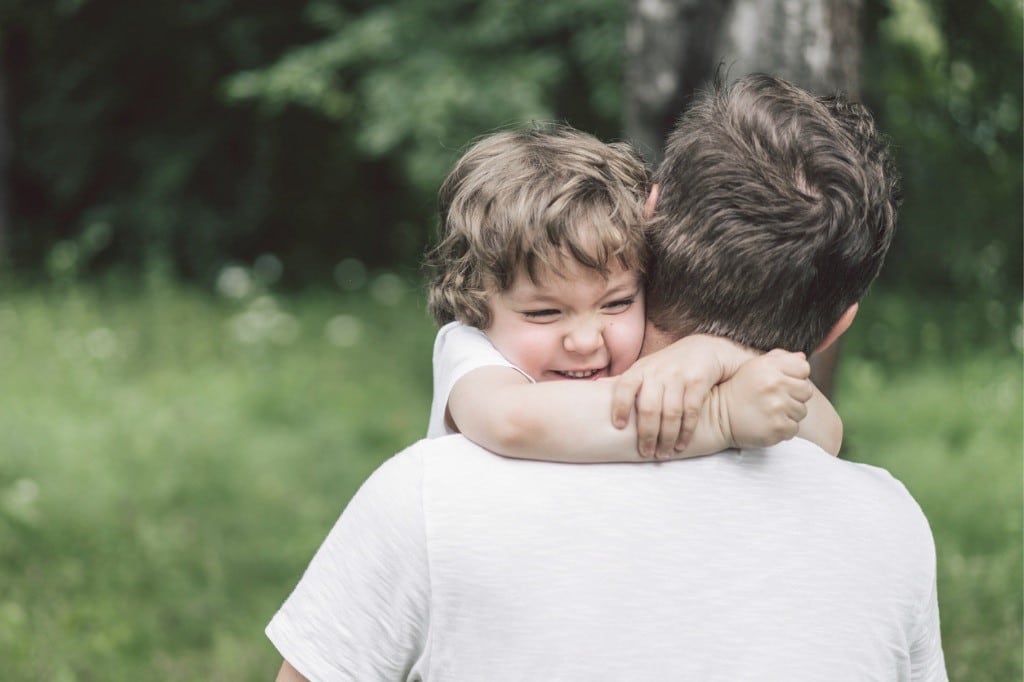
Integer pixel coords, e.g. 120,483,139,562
224,0,628,269
0,60,9,263
624,0,864,397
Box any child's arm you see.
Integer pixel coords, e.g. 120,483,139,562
446,343,813,463
608,334,753,458
609,336,843,456
684,349,816,453
794,384,843,454
722,366,841,455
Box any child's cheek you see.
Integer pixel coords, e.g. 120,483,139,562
491,324,556,382
514,326,558,379
607,309,646,374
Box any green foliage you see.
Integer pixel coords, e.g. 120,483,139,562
2,0,624,284
2,0,425,281
0,282,1019,678
224,0,626,195
842,289,1021,367
1,0,1019,298
865,0,1022,298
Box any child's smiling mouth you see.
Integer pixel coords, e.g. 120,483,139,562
552,367,606,380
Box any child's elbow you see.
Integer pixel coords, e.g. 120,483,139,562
485,408,536,456
823,421,844,456
457,404,536,458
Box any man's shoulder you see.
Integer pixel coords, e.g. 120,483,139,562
769,438,911,486
377,435,498,483
333,439,496,550
399,434,494,461
823,444,921,504
767,438,933,533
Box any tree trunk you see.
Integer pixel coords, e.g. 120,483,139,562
625,0,862,397
0,47,9,263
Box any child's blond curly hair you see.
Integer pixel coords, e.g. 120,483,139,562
426,125,650,329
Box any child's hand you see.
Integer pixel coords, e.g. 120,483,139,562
610,334,754,459
720,349,813,449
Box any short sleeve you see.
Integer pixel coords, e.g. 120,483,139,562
426,322,533,438
266,449,431,681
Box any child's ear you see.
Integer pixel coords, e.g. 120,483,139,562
644,184,660,219
815,303,858,354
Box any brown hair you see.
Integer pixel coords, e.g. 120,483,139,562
646,74,901,354
426,125,650,328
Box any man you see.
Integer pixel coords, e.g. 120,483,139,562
268,75,946,681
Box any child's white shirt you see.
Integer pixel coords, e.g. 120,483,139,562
427,321,534,438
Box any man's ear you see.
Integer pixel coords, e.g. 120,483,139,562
815,303,858,354
644,184,660,219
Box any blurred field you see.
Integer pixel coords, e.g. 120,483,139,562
0,281,1020,680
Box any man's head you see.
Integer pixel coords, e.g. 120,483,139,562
644,74,901,355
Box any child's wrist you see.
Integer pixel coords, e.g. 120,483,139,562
710,385,735,449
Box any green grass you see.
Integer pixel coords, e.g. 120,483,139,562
0,282,1020,680
0,281,435,680
839,354,1022,681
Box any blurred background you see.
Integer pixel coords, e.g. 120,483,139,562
0,0,1020,679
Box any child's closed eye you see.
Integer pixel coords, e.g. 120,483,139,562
522,308,560,321
602,296,636,312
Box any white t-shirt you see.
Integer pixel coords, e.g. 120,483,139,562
266,436,946,681
426,321,533,438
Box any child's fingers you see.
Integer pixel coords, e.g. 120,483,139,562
765,402,800,443
787,395,809,422
778,416,801,441
634,382,664,458
773,390,808,440
790,377,813,403
767,349,810,379
656,388,685,459
611,372,644,429
675,378,712,451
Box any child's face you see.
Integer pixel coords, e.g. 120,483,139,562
484,261,645,382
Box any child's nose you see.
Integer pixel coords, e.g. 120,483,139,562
563,320,604,355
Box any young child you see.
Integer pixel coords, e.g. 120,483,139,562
424,125,841,462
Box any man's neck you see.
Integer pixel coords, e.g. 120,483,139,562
639,323,675,357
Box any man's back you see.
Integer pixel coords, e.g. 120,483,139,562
267,436,945,681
